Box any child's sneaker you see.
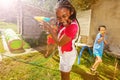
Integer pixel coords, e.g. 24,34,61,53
90,67,96,72
90,67,97,75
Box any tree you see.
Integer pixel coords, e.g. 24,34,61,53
70,0,98,11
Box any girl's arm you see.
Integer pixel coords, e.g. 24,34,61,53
58,34,71,46
44,22,71,47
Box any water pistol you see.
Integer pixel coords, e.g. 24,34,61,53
34,16,51,22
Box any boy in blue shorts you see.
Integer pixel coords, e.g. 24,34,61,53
90,25,108,74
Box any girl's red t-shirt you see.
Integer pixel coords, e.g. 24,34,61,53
58,20,78,53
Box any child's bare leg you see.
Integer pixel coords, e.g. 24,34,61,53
52,44,58,56
52,44,56,51
45,45,50,58
61,71,70,80
92,56,102,70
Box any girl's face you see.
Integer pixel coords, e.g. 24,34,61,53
99,27,106,34
56,8,71,26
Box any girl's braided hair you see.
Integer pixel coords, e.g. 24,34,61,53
56,0,76,20
56,0,80,43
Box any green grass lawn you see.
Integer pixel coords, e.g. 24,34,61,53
0,35,5,53
0,22,17,33
0,49,120,80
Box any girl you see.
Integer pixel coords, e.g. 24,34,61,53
43,0,80,80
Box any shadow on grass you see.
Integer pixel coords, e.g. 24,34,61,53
98,67,114,80
72,65,104,80
102,53,115,65
98,63,118,80
52,55,60,63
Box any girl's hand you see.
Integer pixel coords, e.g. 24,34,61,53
43,21,50,28
42,21,52,31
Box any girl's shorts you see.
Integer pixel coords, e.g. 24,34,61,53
59,48,77,72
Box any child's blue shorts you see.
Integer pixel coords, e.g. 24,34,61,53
93,53,102,58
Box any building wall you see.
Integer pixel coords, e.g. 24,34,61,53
90,0,120,55
77,10,91,36
76,10,92,44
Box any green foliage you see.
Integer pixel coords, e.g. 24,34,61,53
70,0,98,11
24,31,47,47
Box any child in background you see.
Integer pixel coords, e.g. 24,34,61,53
43,0,79,80
90,25,108,74
45,18,57,58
